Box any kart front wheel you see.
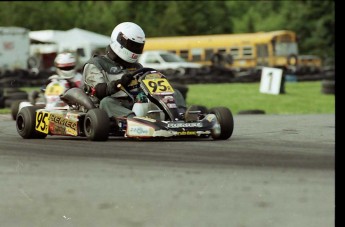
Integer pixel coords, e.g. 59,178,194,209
84,109,110,141
16,106,47,139
209,107,234,140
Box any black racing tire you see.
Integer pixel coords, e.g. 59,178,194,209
209,107,234,140
16,106,47,139
84,109,110,141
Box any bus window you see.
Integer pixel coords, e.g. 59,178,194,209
191,48,202,62
168,50,176,54
205,48,214,61
242,46,253,58
180,49,189,60
256,44,269,66
279,34,293,42
217,48,227,54
230,47,239,58
256,44,268,57
274,42,298,56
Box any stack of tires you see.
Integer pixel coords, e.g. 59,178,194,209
0,88,28,109
321,70,335,95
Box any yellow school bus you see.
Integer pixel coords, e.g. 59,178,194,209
144,30,322,74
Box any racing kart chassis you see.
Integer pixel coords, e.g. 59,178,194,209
16,68,234,141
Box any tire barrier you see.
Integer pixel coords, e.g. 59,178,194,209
237,109,266,115
321,79,335,95
0,88,28,109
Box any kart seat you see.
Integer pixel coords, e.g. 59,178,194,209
60,88,96,110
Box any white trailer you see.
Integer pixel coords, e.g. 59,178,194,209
0,27,30,73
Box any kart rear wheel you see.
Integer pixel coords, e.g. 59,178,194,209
16,106,47,139
209,107,234,140
84,109,110,141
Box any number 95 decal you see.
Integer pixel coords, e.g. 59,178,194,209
142,79,174,94
35,111,50,134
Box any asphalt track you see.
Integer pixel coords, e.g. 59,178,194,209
0,114,335,227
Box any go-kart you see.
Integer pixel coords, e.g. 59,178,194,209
11,75,79,120
16,68,234,141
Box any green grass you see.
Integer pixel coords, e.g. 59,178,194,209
186,81,335,115
0,81,335,115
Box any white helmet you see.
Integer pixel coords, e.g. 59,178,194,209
110,22,145,64
54,52,77,79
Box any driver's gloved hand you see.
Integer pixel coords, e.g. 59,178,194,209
106,80,119,95
120,73,133,87
104,73,133,96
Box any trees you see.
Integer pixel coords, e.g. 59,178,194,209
0,1,334,61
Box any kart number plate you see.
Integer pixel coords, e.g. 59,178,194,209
35,111,50,134
45,83,64,96
142,78,174,94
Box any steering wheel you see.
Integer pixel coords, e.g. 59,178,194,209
130,67,157,80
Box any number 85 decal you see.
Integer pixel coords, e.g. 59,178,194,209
35,111,50,134
143,79,174,94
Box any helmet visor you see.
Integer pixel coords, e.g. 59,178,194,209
58,66,75,71
117,32,145,54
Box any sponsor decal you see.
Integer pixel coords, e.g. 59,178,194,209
127,120,154,136
49,114,78,132
167,122,202,128
145,73,161,79
66,127,78,136
128,125,151,136
131,53,138,60
167,103,177,108
177,131,197,136
153,130,176,137
51,124,65,135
